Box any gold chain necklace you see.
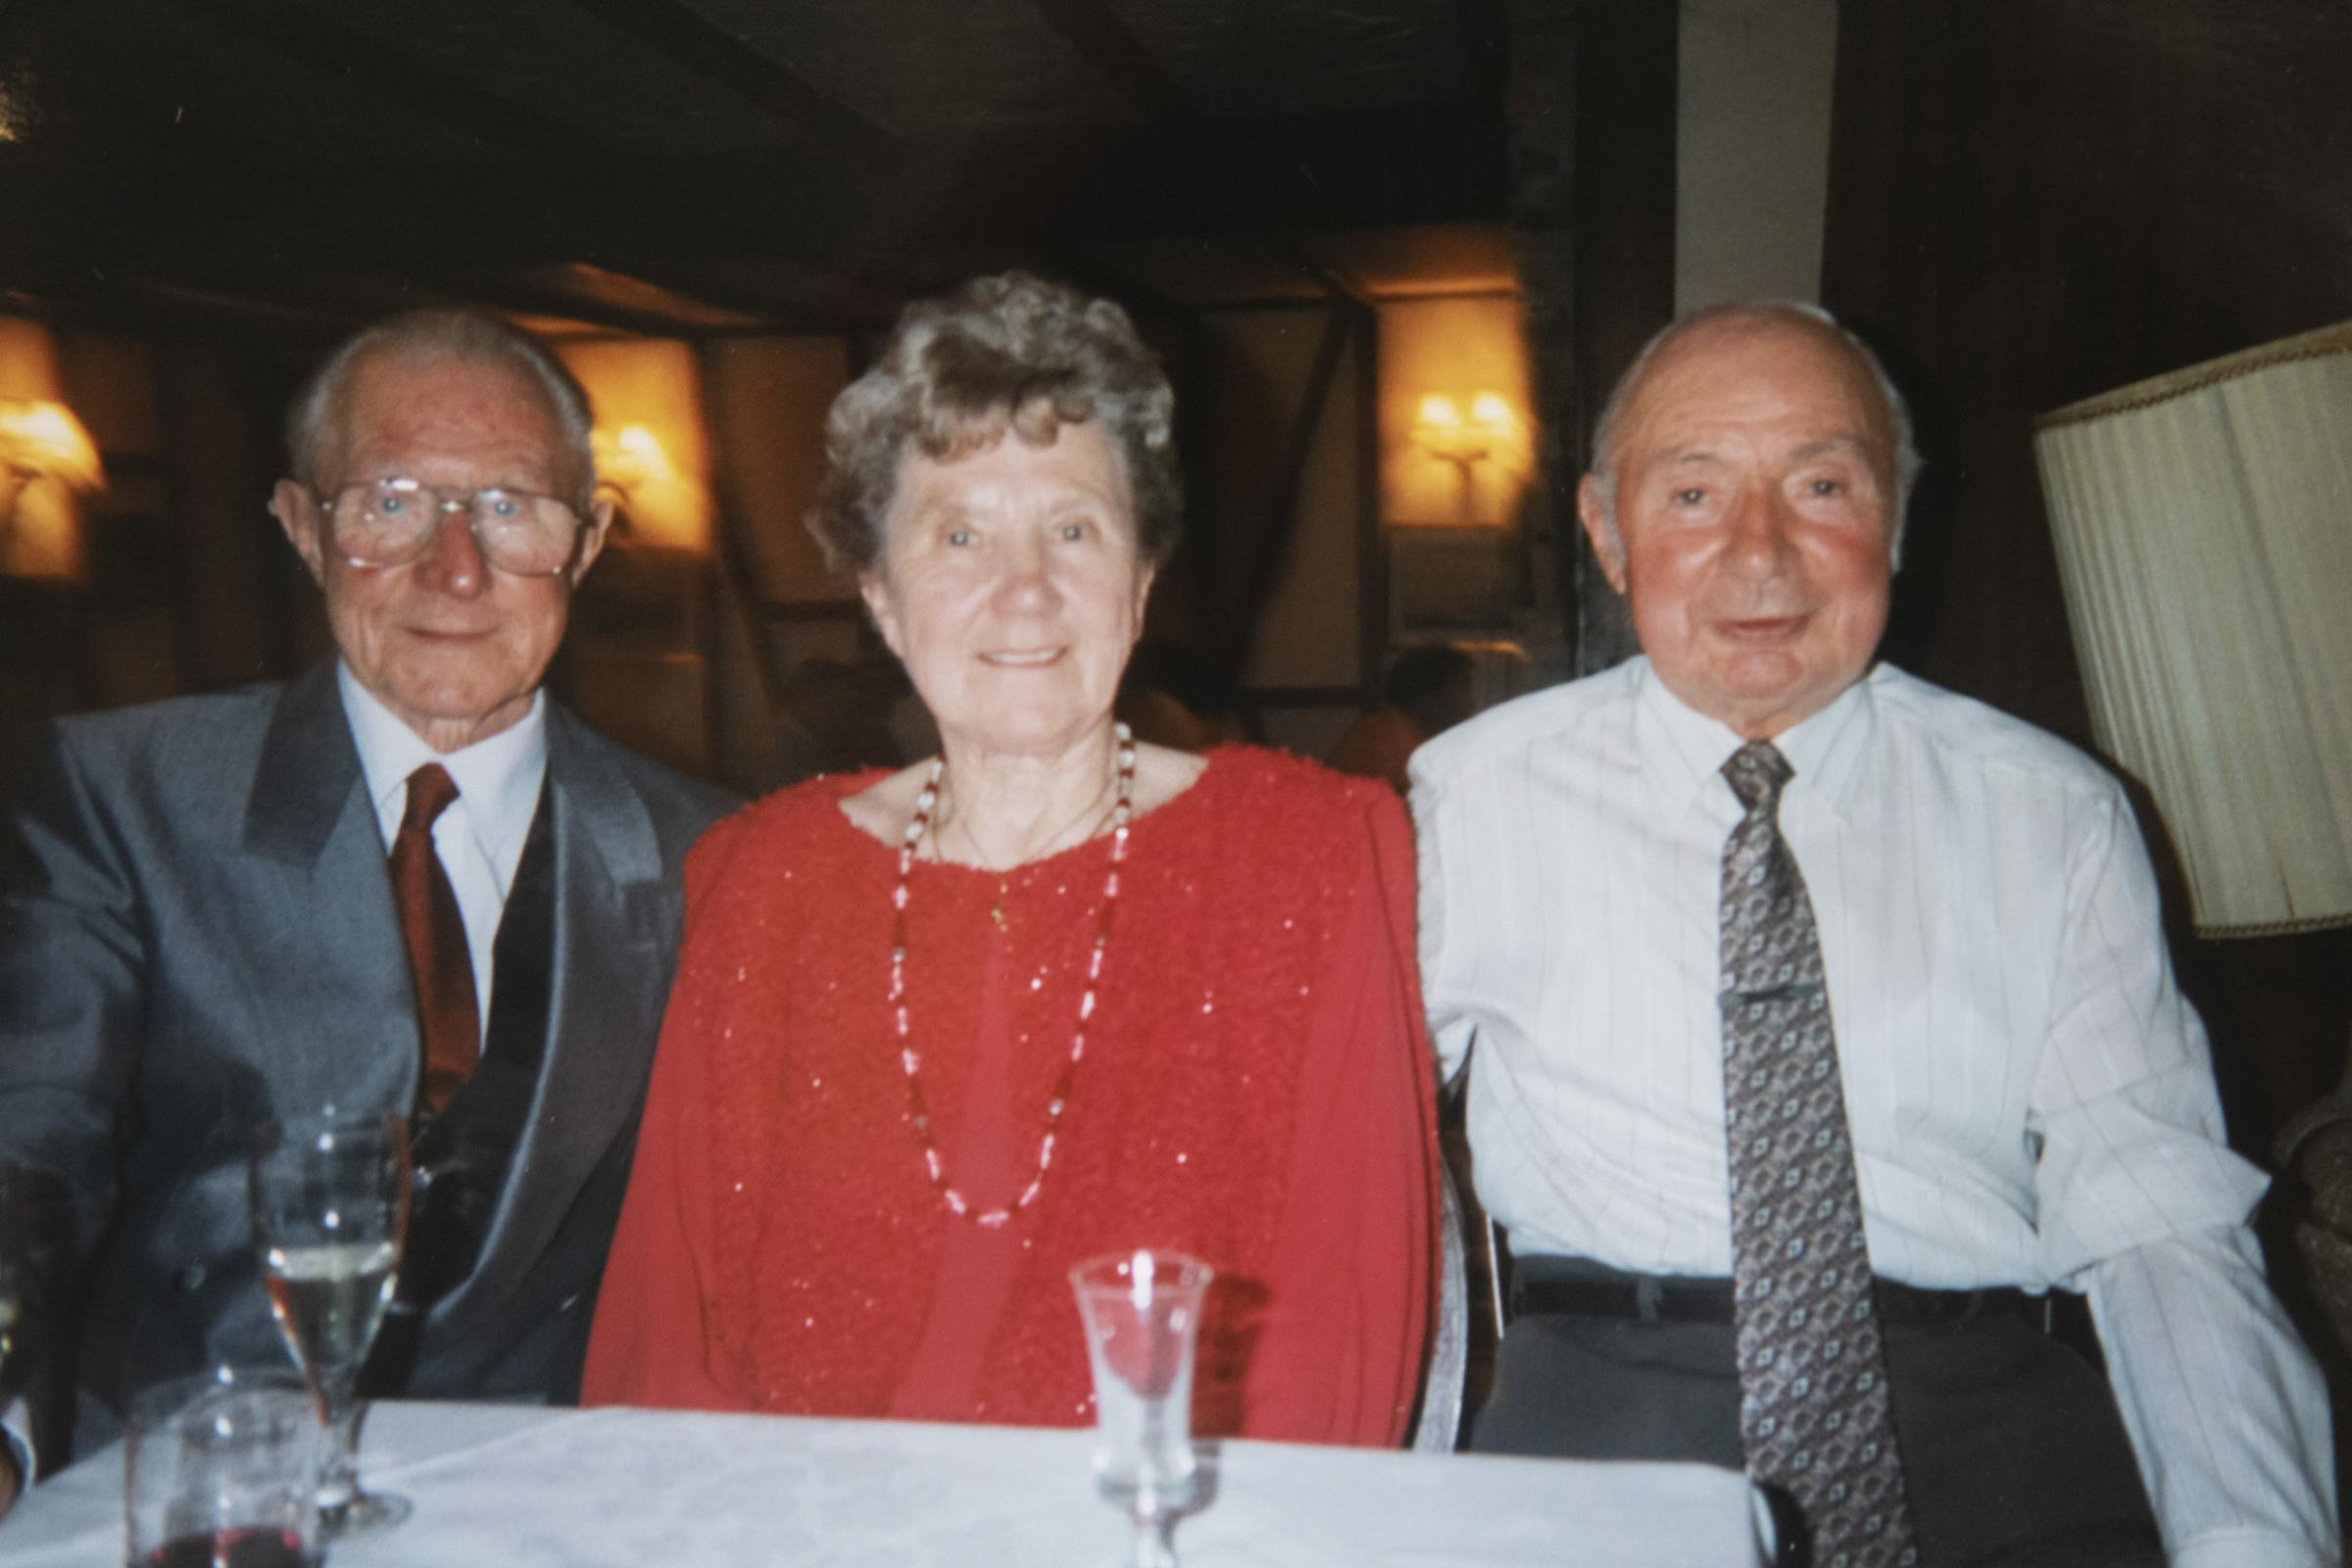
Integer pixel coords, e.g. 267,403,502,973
934,766,1123,930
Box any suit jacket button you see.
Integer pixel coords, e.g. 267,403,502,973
177,1263,207,1292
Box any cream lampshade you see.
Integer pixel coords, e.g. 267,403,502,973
2034,320,2352,937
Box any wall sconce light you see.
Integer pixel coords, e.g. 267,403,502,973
591,422,675,531
0,397,104,566
1412,391,1524,524
587,419,716,555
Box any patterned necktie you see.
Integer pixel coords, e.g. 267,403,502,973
1719,741,1917,1568
390,763,479,1115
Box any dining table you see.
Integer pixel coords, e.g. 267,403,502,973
0,1400,1770,1567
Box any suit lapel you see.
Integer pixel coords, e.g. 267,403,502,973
242,664,419,1117
437,704,669,1324
244,663,366,868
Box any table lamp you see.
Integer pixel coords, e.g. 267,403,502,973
2034,320,2352,937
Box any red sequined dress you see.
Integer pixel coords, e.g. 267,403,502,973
583,746,1439,1446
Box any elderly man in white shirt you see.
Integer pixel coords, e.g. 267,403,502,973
1412,303,2336,1568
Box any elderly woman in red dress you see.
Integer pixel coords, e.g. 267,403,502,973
584,273,1437,1445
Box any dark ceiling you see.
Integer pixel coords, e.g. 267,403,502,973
0,0,1521,338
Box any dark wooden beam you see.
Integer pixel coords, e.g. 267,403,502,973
1074,105,1508,241
1225,304,1354,694
1352,306,1385,696
1456,0,1512,114
10,146,870,289
70,276,372,340
690,340,792,771
1037,251,1193,327
88,262,720,344
564,0,897,156
1497,0,1581,662
1025,0,1196,123
1289,241,1376,310
10,95,1503,304
1567,0,1675,675
623,259,911,333
485,263,776,332
437,271,750,340
206,0,608,166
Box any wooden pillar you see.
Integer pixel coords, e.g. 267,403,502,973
1505,0,1678,676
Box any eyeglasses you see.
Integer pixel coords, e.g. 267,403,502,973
315,477,586,576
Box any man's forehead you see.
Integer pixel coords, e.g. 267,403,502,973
1640,433,1882,469
332,352,568,476
345,352,553,427
1620,318,1894,460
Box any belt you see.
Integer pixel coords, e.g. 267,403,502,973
1511,1269,2075,1332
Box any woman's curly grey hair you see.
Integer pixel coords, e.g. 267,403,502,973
808,272,1182,576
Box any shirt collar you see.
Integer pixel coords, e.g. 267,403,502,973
337,662,548,867
1631,656,1877,822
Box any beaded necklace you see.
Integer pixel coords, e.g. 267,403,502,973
889,723,1136,1227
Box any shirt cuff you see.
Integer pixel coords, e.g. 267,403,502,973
2169,1527,2338,1568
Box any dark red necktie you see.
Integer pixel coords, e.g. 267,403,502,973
390,763,479,1114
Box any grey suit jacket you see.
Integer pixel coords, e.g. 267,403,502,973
0,663,735,1458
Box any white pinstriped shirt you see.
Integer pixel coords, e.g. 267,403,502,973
1411,657,2336,1568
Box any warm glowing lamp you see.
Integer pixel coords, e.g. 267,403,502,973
593,422,674,498
0,398,105,575
0,399,103,490
1410,390,1525,523
1468,392,1519,437
589,421,695,548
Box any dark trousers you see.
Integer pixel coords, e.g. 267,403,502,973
1474,1263,2163,1568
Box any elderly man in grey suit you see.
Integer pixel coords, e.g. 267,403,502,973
1414,304,2335,1567
0,309,736,1507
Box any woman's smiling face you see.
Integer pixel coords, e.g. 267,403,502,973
861,418,1153,761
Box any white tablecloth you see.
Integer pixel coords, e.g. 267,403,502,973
0,1401,1768,1567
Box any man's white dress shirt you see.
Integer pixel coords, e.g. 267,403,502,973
1411,657,2336,1568
340,664,548,1045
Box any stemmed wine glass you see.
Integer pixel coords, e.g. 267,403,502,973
1070,1250,1213,1568
247,1110,413,1536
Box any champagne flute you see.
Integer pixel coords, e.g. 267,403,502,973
247,1111,412,1536
1070,1250,1213,1568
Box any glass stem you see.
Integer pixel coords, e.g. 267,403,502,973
316,1373,362,1515
1127,1508,1178,1568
